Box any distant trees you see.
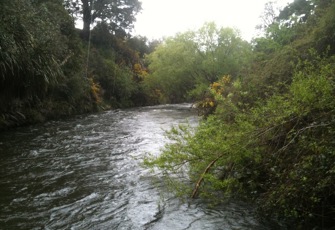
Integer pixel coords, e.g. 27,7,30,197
144,22,251,104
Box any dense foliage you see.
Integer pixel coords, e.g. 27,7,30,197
143,22,252,104
1,0,335,227
144,0,335,228
0,0,154,130
0,0,94,128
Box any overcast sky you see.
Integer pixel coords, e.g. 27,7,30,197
133,0,293,41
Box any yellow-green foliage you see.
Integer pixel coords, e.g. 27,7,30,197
133,63,148,81
144,1,335,228
143,23,252,104
194,75,235,117
89,78,102,104
144,56,335,227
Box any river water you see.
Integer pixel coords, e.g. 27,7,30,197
0,104,275,229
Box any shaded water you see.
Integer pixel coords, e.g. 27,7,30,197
0,104,274,229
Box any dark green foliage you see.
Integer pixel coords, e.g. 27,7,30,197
278,0,315,23
313,2,335,55
87,22,150,107
0,0,93,128
0,0,152,129
0,0,63,103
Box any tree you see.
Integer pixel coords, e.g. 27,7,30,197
195,22,251,82
145,31,200,103
126,35,150,58
256,1,282,37
144,22,251,104
64,0,142,39
278,0,316,23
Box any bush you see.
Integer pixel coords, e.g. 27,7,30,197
144,57,335,228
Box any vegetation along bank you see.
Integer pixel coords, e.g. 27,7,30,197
1,0,335,228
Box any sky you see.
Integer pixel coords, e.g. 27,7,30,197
133,0,294,41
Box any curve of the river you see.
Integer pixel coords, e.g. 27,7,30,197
0,104,277,229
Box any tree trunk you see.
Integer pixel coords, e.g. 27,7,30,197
81,0,91,40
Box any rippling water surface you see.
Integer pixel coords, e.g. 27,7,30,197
0,104,274,229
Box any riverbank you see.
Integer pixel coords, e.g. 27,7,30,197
0,100,103,131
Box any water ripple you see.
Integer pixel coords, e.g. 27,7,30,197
0,104,276,229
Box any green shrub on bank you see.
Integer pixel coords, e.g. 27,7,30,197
144,57,335,227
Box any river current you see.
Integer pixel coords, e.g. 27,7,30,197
0,104,276,229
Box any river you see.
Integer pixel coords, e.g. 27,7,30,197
0,104,277,229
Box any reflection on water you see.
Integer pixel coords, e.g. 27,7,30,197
0,104,274,229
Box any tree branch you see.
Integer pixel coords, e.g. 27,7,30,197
191,154,223,198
